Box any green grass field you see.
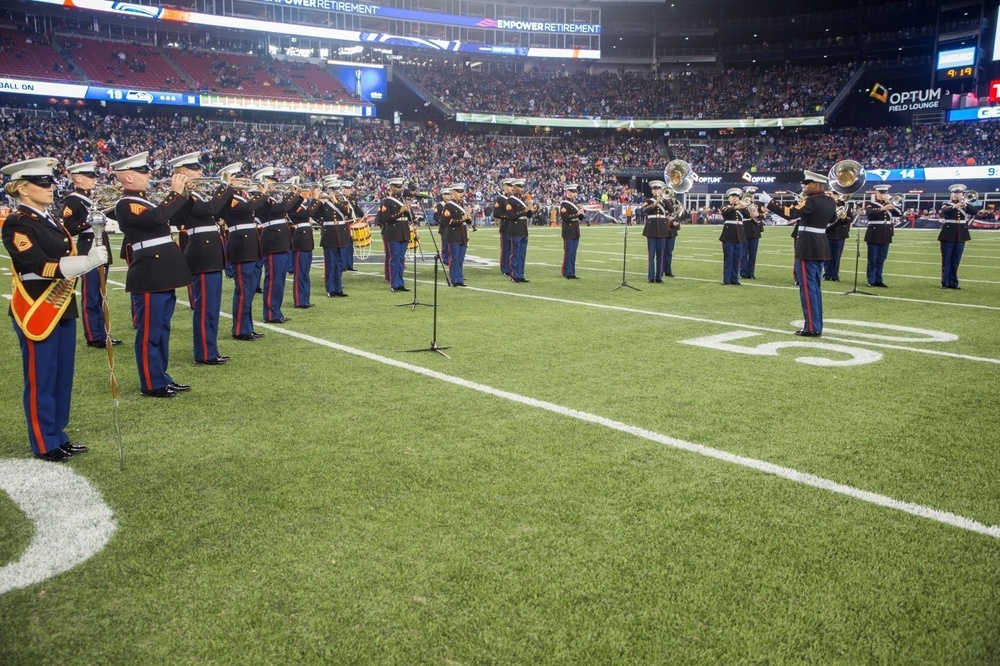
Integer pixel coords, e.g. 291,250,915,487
2,223,999,664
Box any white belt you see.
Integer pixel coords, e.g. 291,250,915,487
133,236,173,250
946,220,968,225
868,221,891,225
229,223,256,232
799,226,826,234
294,223,312,229
187,227,218,235
262,219,287,228
322,221,347,227
723,221,741,225
647,215,666,219
19,272,47,281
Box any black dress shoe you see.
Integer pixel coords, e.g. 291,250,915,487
217,355,230,363
333,292,349,297
345,267,358,271
453,282,466,287
794,330,822,337
265,317,291,323
196,357,226,365
654,279,663,283
294,304,316,309
664,273,675,278
167,382,191,392
61,442,88,454
566,275,579,279
36,448,73,462
232,333,256,341
251,332,265,339
391,287,410,292
141,387,177,398
874,282,888,288
86,338,124,348
647,279,654,283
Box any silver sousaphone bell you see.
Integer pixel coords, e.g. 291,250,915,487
828,160,867,195
664,159,697,194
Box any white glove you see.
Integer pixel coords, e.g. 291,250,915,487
757,192,773,205
88,244,109,265
59,245,108,278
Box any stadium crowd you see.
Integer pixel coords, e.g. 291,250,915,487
402,62,856,120
3,105,1000,206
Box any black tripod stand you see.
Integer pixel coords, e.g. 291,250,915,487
396,231,432,310
843,215,873,296
613,218,641,292
402,221,451,357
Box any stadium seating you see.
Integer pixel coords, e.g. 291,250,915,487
0,27,77,83
64,36,190,92
170,50,304,99
271,59,358,103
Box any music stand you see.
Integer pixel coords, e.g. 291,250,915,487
401,221,451,357
613,217,641,292
843,214,873,296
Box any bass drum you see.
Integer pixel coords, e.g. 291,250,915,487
350,221,372,260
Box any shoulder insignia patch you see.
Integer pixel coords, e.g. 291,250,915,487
62,206,72,219
129,203,147,216
12,232,33,252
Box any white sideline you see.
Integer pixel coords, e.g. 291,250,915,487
0,459,117,595
98,271,990,541
244,321,1000,540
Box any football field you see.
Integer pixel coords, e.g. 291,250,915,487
2,223,999,664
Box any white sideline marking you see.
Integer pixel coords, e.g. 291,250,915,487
0,459,117,595
238,319,1000,540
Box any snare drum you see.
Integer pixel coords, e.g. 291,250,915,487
350,220,371,259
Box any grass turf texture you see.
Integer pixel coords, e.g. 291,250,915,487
1,224,999,664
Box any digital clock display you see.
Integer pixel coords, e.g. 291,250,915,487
942,66,975,79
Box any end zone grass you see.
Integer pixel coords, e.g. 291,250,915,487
2,224,999,663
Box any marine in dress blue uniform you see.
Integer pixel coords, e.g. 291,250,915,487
739,186,764,280
170,153,235,365
60,161,122,348
559,184,583,279
719,188,749,285
377,177,411,292
112,151,193,398
863,184,900,288
640,180,674,283
504,179,532,283
938,183,975,289
823,192,853,281
2,158,108,460
339,180,364,272
287,183,321,308
443,183,471,286
258,178,303,322
762,171,835,336
318,177,351,298
434,187,453,270
221,167,270,341
494,179,513,275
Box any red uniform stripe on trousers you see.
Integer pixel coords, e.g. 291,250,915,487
199,275,209,360
266,254,274,313
800,259,814,332
141,293,154,390
26,339,48,453
235,264,245,335
562,239,567,275
293,256,300,306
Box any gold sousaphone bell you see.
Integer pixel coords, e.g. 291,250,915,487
828,160,867,195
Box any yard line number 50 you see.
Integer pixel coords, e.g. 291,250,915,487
679,320,957,367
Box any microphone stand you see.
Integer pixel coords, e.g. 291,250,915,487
402,221,451,357
396,201,432,309
613,213,641,292
843,213,873,296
